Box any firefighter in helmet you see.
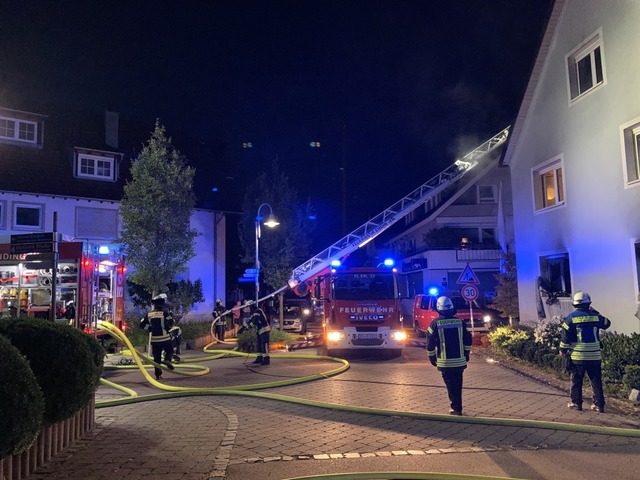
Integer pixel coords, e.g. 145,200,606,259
244,300,271,366
426,295,472,415
213,298,227,341
140,293,175,380
560,291,611,412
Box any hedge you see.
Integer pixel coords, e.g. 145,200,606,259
0,318,103,424
487,324,640,398
0,334,45,458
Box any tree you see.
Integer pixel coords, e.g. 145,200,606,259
238,160,316,293
492,251,520,324
119,122,198,297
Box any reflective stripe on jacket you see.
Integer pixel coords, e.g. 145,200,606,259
560,308,611,363
426,316,472,369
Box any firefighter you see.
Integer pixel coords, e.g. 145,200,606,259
426,296,472,415
213,298,227,341
560,291,611,413
169,323,182,363
245,300,271,366
140,293,175,380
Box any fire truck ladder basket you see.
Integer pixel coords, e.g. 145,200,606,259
287,126,510,288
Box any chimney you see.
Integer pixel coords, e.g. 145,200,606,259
105,111,119,148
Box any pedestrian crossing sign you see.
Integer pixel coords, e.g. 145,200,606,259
457,263,479,285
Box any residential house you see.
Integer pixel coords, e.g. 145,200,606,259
0,105,225,322
503,0,640,333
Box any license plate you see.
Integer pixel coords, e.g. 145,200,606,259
358,333,378,339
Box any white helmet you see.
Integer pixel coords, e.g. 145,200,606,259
572,291,591,306
436,296,454,312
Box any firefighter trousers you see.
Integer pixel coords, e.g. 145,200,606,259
440,366,465,412
151,339,174,378
256,331,270,359
570,361,605,408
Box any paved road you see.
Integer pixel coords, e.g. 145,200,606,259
31,344,640,480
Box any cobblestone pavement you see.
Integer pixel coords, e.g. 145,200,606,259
29,347,640,479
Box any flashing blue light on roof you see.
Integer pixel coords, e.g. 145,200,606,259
383,258,395,267
428,287,439,296
330,259,342,267
98,246,109,255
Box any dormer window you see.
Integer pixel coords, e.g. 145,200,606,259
74,149,120,182
0,107,44,147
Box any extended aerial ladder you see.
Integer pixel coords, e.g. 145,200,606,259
286,126,510,290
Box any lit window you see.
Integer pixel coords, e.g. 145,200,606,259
539,253,571,297
620,118,640,187
566,29,605,103
0,116,38,144
77,153,115,181
532,157,565,212
477,185,496,203
13,203,44,230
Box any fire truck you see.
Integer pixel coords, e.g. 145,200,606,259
0,238,126,335
313,259,405,355
284,128,510,354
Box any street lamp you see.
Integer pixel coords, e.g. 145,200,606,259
255,203,279,303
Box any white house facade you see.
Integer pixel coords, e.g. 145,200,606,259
503,0,640,333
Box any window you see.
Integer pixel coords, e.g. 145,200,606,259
0,116,38,144
0,201,5,229
12,203,44,230
539,253,571,296
620,117,640,187
532,157,565,212
566,29,605,103
77,153,115,181
75,207,118,239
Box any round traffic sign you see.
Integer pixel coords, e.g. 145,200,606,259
461,283,479,301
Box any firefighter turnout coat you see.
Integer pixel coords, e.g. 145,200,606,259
560,307,611,363
140,309,174,344
426,315,472,369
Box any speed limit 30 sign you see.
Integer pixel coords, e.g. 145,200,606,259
461,283,479,301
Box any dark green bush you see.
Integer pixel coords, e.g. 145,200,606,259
623,365,640,390
123,313,149,347
0,334,45,458
0,318,101,424
235,328,293,353
601,332,640,383
180,321,212,339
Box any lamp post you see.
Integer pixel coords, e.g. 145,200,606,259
255,203,279,303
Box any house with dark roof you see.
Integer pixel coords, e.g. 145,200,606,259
0,105,225,321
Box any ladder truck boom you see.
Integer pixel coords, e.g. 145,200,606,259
287,126,510,289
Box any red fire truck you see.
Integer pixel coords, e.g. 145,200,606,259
0,240,125,335
312,259,406,356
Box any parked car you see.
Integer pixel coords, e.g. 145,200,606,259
279,305,308,334
412,293,494,336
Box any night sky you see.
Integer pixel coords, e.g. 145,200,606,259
1,0,553,245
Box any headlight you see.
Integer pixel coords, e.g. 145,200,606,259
327,331,345,342
303,308,311,316
391,330,407,341
483,315,492,323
